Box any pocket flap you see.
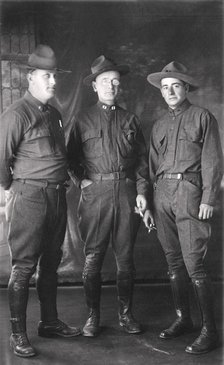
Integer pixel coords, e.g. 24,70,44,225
81,129,102,142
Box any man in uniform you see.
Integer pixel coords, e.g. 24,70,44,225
0,45,81,358
144,61,223,354
67,55,153,337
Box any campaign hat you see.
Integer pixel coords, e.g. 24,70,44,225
83,55,129,85
147,61,198,91
20,44,71,73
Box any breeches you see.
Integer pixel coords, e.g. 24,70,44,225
6,180,67,275
77,179,140,274
153,179,211,279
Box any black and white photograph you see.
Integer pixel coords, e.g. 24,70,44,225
0,0,223,364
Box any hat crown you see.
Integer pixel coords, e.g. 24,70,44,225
28,44,57,70
91,55,117,75
83,55,129,85
162,61,188,75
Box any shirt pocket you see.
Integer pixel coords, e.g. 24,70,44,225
178,127,203,161
120,128,136,158
29,127,54,157
81,129,102,158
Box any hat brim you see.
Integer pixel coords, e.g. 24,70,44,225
147,71,198,91
18,63,71,73
83,64,130,85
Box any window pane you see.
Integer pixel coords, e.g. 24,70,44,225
2,89,12,110
12,89,21,103
11,34,20,54
11,62,20,88
1,35,10,54
2,61,11,87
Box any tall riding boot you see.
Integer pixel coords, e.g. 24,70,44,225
82,272,101,337
160,269,194,339
117,271,141,334
8,268,36,358
36,268,80,338
36,268,58,323
185,277,219,354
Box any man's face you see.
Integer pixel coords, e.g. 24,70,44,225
28,69,57,104
160,77,188,109
92,71,120,105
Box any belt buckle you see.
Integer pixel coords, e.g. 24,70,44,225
177,173,183,180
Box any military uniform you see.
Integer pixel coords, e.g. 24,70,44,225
149,99,223,277
147,60,223,355
68,100,149,335
0,89,80,357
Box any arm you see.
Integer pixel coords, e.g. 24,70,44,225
67,117,85,188
134,117,150,199
200,111,223,206
0,109,24,189
148,125,159,183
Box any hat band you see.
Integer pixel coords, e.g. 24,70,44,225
91,62,117,75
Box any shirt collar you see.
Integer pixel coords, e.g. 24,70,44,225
24,91,49,112
97,101,116,111
168,99,191,117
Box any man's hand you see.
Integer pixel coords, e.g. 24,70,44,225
4,189,11,202
136,194,147,216
198,204,214,220
80,179,93,189
143,209,155,232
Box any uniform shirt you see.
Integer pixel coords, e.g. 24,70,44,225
0,91,68,189
149,99,223,206
67,101,149,196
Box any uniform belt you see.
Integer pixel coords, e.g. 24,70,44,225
158,172,200,181
88,172,127,180
16,179,67,189
162,173,183,180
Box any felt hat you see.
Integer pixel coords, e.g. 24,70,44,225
20,44,71,73
83,55,129,85
147,61,198,91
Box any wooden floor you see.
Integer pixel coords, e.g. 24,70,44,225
0,283,223,365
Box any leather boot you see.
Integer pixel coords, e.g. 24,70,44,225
185,277,219,355
36,268,58,323
36,268,81,337
38,319,81,337
8,268,36,357
117,272,142,334
82,272,101,337
10,320,36,358
159,270,194,339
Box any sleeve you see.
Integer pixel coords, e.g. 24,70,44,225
148,123,159,183
134,116,151,198
0,109,24,189
200,111,224,205
67,116,85,188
